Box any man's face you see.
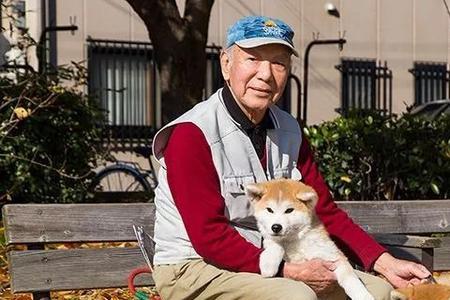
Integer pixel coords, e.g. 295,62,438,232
220,44,292,123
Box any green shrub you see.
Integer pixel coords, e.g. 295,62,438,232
0,65,107,203
305,111,450,201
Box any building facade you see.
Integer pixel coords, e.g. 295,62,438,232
3,0,450,126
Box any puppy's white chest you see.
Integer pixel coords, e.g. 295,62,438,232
283,230,340,262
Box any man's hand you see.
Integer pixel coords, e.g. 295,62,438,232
282,259,337,295
373,252,431,288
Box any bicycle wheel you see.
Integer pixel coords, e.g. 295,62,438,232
90,164,152,192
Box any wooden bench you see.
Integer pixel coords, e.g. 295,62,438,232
2,203,155,300
337,200,450,272
3,200,450,299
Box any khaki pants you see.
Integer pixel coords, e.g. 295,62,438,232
153,259,393,300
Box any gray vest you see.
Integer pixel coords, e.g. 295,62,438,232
152,88,302,265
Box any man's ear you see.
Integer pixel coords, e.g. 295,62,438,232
245,183,265,202
220,49,231,81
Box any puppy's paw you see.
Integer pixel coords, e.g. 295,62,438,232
259,248,283,278
390,290,407,300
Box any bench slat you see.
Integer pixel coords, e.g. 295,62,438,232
435,247,450,270
3,203,155,244
373,234,442,248
8,247,153,293
383,246,432,269
337,200,450,234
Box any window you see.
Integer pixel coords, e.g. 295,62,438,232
409,62,450,105
88,40,157,128
336,58,392,116
87,39,223,148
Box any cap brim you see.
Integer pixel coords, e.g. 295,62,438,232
235,37,298,57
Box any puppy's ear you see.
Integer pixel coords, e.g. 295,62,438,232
296,190,318,206
245,184,265,202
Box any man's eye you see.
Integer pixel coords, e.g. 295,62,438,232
285,208,294,214
266,207,274,213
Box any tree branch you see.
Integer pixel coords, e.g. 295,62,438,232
0,153,92,180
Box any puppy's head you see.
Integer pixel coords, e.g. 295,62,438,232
246,179,318,239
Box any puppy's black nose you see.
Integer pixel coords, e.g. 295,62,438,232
271,224,282,233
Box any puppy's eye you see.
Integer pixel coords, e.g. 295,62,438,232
266,207,274,213
284,208,294,214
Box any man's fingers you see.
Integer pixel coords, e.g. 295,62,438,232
323,260,337,271
410,278,422,285
410,263,431,278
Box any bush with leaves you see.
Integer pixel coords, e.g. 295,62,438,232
305,111,450,201
0,64,107,204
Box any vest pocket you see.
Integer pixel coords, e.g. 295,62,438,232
273,167,302,181
223,174,256,196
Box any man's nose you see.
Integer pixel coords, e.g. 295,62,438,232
271,224,282,233
257,61,273,81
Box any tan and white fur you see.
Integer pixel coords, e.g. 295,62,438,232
390,283,450,300
246,179,374,300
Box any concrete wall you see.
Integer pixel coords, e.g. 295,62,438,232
24,0,450,125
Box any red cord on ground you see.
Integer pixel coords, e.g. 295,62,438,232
127,267,152,294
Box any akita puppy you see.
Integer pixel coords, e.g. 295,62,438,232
246,179,374,300
390,283,450,300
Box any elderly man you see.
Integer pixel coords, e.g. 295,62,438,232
151,16,430,300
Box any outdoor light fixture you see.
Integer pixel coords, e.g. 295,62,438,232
325,3,340,18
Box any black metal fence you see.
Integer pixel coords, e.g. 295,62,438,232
409,62,450,105
87,38,222,149
336,58,392,116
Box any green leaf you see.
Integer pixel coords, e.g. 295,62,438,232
431,182,440,195
344,188,351,196
303,127,310,136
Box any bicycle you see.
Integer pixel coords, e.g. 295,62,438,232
90,146,158,196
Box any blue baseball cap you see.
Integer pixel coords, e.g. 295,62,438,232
226,15,298,56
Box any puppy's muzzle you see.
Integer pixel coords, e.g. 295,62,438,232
271,224,282,234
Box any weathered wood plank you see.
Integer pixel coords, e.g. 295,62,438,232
8,247,153,293
438,236,450,247
2,203,155,244
383,245,433,270
337,200,450,234
434,247,450,271
373,234,442,248
90,192,153,203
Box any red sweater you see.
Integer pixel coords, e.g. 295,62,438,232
164,122,385,273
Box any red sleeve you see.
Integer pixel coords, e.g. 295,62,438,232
164,122,263,273
297,136,386,271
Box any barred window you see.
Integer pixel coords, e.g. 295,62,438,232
88,40,157,128
87,39,223,147
336,58,392,116
409,62,450,105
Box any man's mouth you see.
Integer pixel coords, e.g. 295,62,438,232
250,87,272,94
